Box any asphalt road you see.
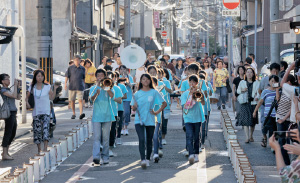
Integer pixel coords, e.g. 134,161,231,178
0,102,281,183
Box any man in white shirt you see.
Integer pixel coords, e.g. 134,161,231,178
98,56,108,69
249,53,258,74
111,53,121,71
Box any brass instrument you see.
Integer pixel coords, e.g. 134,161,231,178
90,80,101,103
100,78,114,91
183,81,205,115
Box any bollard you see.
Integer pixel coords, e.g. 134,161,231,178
88,119,93,136
29,158,40,182
41,150,50,173
48,146,57,168
69,131,77,150
14,168,27,183
65,135,74,153
3,175,18,183
23,163,34,183
73,128,80,148
59,138,68,159
53,143,62,163
81,123,89,140
0,168,11,179
34,153,46,178
78,125,84,144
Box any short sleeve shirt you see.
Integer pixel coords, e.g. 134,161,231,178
130,89,165,126
162,78,171,110
0,87,17,112
117,83,128,111
261,89,277,117
213,68,229,87
28,84,51,116
111,85,123,117
233,77,243,97
85,66,97,84
181,91,205,123
67,65,86,91
89,86,115,122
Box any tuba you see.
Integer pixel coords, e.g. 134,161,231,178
120,45,146,69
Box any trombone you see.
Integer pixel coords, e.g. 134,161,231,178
183,80,205,115
89,78,114,103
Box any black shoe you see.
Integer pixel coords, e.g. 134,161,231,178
93,159,100,166
71,115,76,119
79,113,85,119
217,106,221,110
182,125,186,132
222,105,226,109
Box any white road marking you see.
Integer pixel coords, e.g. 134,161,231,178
0,142,28,159
197,149,208,183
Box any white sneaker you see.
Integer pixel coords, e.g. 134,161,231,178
121,129,125,135
199,148,202,153
125,129,129,135
141,160,147,169
194,154,199,163
146,159,150,167
188,155,195,165
162,139,167,145
116,138,122,145
85,104,88,108
183,150,189,157
109,149,114,157
158,149,163,158
153,154,159,163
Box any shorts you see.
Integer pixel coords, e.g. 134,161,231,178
69,90,84,101
33,114,50,144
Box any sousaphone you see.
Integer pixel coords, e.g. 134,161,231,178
120,45,146,69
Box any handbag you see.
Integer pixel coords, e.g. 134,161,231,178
237,92,248,104
0,93,11,120
28,87,35,109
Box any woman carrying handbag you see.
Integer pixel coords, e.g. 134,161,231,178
237,67,260,143
0,74,21,160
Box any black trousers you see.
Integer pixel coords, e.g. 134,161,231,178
109,119,117,147
277,121,291,165
2,111,17,147
135,124,155,160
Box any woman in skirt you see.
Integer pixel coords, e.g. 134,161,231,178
237,67,260,143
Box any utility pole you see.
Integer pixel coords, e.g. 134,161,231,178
115,0,119,37
140,2,145,49
206,1,210,55
172,6,177,54
124,0,131,47
270,0,280,63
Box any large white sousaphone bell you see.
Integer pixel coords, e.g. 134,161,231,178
120,45,146,69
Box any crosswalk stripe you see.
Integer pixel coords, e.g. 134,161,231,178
197,149,208,183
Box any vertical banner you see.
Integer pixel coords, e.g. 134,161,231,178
153,11,160,29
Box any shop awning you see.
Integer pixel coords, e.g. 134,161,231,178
101,29,122,45
72,27,96,41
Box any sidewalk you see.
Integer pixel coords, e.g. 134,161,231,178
226,107,281,182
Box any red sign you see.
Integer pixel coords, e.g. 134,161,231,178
153,11,160,28
162,31,167,37
202,43,205,47
223,0,240,10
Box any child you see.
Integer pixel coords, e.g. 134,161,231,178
89,69,115,166
107,71,123,157
115,72,128,145
152,77,164,163
131,73,167,169
181,75,206,165
120,65,134,135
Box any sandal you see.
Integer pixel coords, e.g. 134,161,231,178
261,138,267,147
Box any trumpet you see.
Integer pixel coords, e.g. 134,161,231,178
100,78,114,91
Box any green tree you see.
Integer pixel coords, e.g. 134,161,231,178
209,36,221,56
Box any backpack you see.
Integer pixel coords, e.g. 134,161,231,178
0,90,11,120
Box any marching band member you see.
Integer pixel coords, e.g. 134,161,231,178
161,68,172,145
106,71,123,157
115,72,128,145
90,69,115,166
199,72,209,150
152,77,164,163
119,65,134,135
181,75,206,165
131,73,167,169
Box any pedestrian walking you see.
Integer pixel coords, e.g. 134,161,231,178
120,65,134,136
213,60,229,110
181,75,206,165
90,69,115,166
0,74,21,160
232,66,246,122
65,55,86,119
83,59,96,108
131,73,166,169
26,70,58,154
203,59,213,84
253,75,279,148
236,67,260,143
